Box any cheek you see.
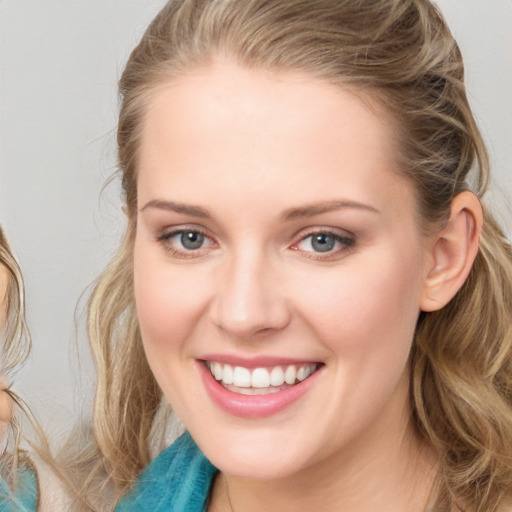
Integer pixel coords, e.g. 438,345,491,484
289,250,423,443
0,387,13,424
0,267,8,327
291,248,423,361
133,244,210,359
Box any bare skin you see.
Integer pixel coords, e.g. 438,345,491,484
135,60,481,512
208,411,438,512
0,264,13,425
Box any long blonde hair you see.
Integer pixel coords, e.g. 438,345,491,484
0,228,30,379
76,1,512,510
0,226,33,488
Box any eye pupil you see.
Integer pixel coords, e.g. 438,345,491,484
312,233,335,252
181,231,204,250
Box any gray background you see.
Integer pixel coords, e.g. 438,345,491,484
0,1,511,435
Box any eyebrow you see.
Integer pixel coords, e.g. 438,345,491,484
280,200,380,221
140,199,211,218
140,198,379,220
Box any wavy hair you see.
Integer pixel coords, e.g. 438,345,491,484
70,1,512,510
0,226,35,495
0,228,30,379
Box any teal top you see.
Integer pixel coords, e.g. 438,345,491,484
115,432,218,512
0,463,38,512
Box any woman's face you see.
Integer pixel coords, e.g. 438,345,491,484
134,61,432,479
0,262,13,424
0,264,7,328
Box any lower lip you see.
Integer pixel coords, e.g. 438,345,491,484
198,361,322,419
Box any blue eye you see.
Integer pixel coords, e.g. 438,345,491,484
179,231,205,250
309,233,336,252
157,228,214,258
295,231,354,256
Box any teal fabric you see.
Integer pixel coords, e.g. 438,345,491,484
0,463,38,512
115,432,217,512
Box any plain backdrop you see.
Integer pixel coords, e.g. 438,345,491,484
0,0,511,435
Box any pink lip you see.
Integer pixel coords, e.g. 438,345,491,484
197,360,323,419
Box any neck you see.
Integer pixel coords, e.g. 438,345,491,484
209,389,438,512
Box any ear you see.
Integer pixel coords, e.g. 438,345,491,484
420,191,483,312
122,204,129,217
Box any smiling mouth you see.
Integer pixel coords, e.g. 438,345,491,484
204,361,320,395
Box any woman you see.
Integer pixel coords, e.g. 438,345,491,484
0,227,38,511
69,0,512,510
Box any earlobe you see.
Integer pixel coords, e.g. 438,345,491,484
420,191,483,312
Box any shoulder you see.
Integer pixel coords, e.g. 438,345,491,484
0,460,38,512
116,432,217,512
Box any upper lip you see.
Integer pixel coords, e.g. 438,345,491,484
199,354,321,368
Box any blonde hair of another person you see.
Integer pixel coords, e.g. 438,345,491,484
0,227,68,512
0,227,34,489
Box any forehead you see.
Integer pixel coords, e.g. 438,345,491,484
137,61,411,217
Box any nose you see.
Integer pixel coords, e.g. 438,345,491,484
210,249,291,339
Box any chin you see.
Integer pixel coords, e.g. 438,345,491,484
191,424,314,480
213,454,301,481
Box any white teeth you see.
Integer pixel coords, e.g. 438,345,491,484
222,364,234,385
233,366,251,387
297,366,307,381
207,361,318,391
251,368,270,388
284,365,296,385
212,361,222,381
297,364,315,381
270,366,285,386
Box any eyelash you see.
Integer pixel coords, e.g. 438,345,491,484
290,229,355,260
156,227,355,260
156,227,215,259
